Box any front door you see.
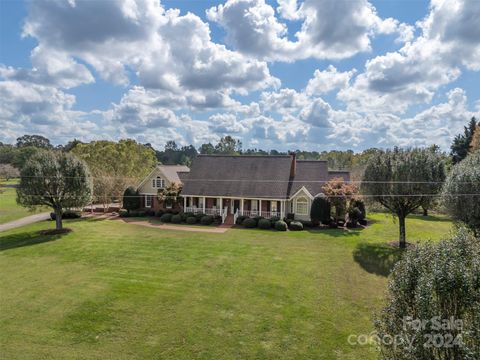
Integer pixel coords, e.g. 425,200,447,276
224,199,231,214
233,200,240,214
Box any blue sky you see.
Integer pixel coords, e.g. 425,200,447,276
0,0,479,151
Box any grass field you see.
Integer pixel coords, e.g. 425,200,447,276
0,213,452,359
0,180,49,224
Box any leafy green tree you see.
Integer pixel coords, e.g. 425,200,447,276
442,150,480,236
72,140,156,209
16,134,52,149
0,143,18,164
362,148,446,248
12,146,42,169
122,186,141,214
199,143,215,155
451,117,477,164
310,196,331,224
375,228,480,359
17,150,92,230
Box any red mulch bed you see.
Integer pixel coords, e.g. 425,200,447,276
39,228,72,236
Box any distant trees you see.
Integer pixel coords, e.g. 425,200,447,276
451,117,477,164
0,164,19,181
72,140,156,210
442,150,480,236
362,148,446,248
375,228,480,359
17,151,92,230
214,136,242,154
16,134,52,149
155,141,198,165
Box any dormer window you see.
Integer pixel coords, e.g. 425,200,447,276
152,176,165,189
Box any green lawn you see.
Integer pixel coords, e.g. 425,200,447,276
0,213,452,359
0,181,49,224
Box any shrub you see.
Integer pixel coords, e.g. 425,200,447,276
144,209,155,216
160,213,173,223
286,213,295,220
50,210,81,220
349,199,366,220
300,220,314,228
347,207,363,227
243,218,257,228
358,219,368,226
122,186,141,213
310,196,331,224
236,215,248,225
258,218,271,229
269,216,280,227
155,210,164,217
275,220,288,231
184,212,194,218
195,213,205,221
200,215,213,225
375,229,480,359
252,216,263,226
213,215,222,225
180,213,188,221
119,210,129,217
289,221,303,231
171,214,182,224
129,210,146,217
186,216,197,225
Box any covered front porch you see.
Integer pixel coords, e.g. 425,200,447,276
183,196,286,223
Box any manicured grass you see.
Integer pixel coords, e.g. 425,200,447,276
0,182,49,224
0,213,452,359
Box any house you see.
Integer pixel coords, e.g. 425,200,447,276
137,165,190,211
181,154,349,223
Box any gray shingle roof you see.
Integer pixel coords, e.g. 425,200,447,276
181,155,351,199
158,165,190,184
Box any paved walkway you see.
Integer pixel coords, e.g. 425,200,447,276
119,218,231,233
0,212,51,232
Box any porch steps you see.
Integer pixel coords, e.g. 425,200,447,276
223,214,235,225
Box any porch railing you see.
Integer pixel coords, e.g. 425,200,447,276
233,209,239,225
221,207,228,224
240,210,281,219
184,207,221,216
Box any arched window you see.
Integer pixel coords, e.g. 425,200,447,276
152,176,165,189
296,197,308,215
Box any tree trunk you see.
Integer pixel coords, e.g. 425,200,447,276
399,215,406,248
55,208,63,230
422,207,428,216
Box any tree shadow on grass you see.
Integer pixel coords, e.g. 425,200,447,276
0,231,66,251
353,243,404,277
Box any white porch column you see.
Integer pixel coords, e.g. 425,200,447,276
183,196,186,210
280,201,284,219
202,196,206,213
259,199,262,217
240,199,244,215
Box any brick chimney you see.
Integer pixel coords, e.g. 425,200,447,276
289,152,296,178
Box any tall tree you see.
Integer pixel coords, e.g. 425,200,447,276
16,134,52,149
321,177,358,220
362,148,446,248
199,143,215,155
470,125,480,153
442,150,480,236
72,140,156,209
17,151,92,230
450,117,477,164
215,136,242,154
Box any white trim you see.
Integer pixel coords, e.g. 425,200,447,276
181,195,286,201
295,196,309,215
288,186,314,200
136,166,171,190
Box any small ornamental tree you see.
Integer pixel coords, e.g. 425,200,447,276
321,177,358,220
157,182,182,208
442,150,480,236
17,150,92,230
310,196,331,224
375,229,480,359
361,148,446,248
123,186,140,214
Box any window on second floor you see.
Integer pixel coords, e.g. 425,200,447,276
152,177,165,189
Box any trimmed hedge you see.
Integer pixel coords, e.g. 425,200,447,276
160,213,173,223
186,216,197,225
200,215,214,225
289,221,304,231
236,215,248,225
258,218,271,229
155,210,164,217
275,220,288,231
243,218,257,228
171,214,182,224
